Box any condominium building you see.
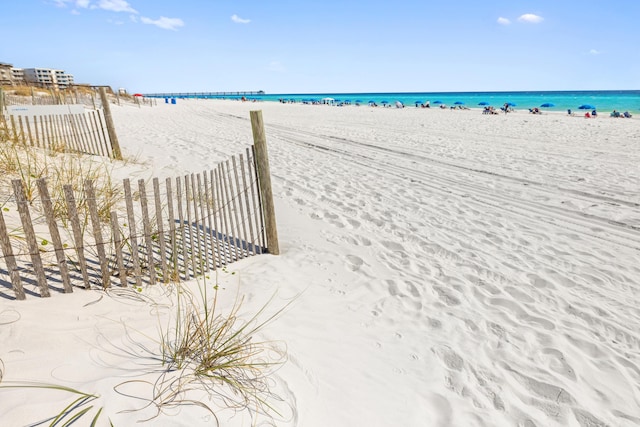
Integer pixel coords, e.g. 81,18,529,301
0,62,17,85
11,67,24,84
22,67,74,89
0,62,73,88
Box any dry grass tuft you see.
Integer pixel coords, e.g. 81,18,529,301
112,279,291,425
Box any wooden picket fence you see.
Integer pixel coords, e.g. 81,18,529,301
0,109,117,158
0,111,278,300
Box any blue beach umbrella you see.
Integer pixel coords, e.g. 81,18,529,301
381,100,389,104
355,100,363,103
540,102,555,108
454,101,464,105
433,100,443,104
578,104,595,110
478,102,489,106
506,102,517,107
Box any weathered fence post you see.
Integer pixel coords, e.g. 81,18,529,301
12,180,51,297
249,110,279,255
99,87,123,160
0,209,26,300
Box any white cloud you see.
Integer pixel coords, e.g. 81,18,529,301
94,0,137,13
75,0,90,8
231,14,251,24
141,16,185,31
589,49,602,55
518,13,544,24
497,17,511,25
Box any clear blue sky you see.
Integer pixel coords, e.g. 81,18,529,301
1,0,638,94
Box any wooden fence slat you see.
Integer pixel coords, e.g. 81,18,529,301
214,167,231,265
54,114,64,149
221,162,240,261
209,169,223,267
239,152,256,255
251,145,268,252
63,184,91,289
196,173,210,272
138,179,156,286
0,209,26,300
227,159,245,259
36,178,73,293
203,171,218,270
153,178,168,281
232,156,250,257
123,178,143,287
45,114,53,149
96,110,112,159
84,180,111,289
248,147,264,253
175,177,190,280
81,113,98,155
63,114,78,152
190,173,204,273
12,180,50,297
184,175,199,275
166,177,178,279
10,115,18,141
90,111,107,157
71,113,88,154
17,116,26,145
25,116,34,146
110,212,128,287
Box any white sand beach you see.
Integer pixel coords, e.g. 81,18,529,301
2,100,640,426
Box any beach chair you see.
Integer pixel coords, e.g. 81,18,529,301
623,111,632,118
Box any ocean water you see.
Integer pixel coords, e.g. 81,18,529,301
165,90,640,114
255,90,640,114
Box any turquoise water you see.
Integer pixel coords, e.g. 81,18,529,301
254,90,640,114
161,90,640,114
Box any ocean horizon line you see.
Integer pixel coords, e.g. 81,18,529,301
144,89,640,113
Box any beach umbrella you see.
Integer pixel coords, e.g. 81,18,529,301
415,100,423,105
133,93,143,97
506,102,517,107
478,102,489,106
540,102,555,108
454,101,464,105
433,100,443,104
381,100,389,104
355,100,363,103
578,104,595,110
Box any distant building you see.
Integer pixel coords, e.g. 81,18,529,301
0,62,18,85
22,67,74,89
11,67,24,84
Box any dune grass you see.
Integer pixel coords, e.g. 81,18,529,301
0,382,112,426
0,135,122,224
110,276,291,425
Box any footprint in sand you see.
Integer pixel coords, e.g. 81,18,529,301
345,255,364,271
432,345,465,372
433,285,461,306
